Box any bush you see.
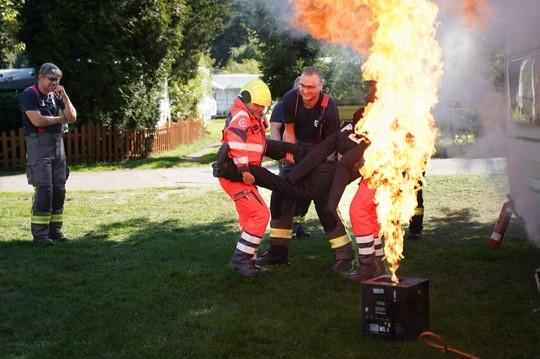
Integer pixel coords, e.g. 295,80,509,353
0,91,22,131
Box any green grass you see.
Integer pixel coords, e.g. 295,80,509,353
1,175,539,358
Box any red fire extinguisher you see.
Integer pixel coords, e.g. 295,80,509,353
488,200,514,248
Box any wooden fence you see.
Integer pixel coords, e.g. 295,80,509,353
0,118,204,169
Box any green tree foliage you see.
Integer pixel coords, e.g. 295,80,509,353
19,0,185,130
0,0,25,67
316,44,364,104
170,55,213,120
249,2,319,99
171,0,232,83
17,0,228,130
209,0,250,68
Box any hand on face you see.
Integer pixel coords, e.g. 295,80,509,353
54,85,66,97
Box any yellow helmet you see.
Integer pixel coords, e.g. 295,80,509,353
240,79,272,107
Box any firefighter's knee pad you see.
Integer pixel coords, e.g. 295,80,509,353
34,184,53,212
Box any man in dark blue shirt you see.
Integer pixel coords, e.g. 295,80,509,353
270,93,314,240
257,67,354,274
21,63,77,246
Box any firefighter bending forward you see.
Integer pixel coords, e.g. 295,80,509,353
218,79,272,277
21,63,77,246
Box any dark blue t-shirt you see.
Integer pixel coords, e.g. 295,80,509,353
270,101,285,138
281,88,339,143
270,101,284,123
20,86,65,134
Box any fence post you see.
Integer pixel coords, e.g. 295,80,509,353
18,128,26,167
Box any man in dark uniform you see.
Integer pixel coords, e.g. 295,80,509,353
270,81,313,240
257,67,355,273
21,63,77,246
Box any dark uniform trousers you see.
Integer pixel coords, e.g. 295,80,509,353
217,139,350,248
288,128,369,212
26,133,67,241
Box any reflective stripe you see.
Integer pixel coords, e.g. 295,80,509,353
270,227,292,239
375,249,384,256
359,247,375,255
50,214,63,223
231,111,249,124
233,156,249,164
229,142,247,150
356,234,374,244
245,143,264,152
241,232,262,245
236,242,256,255
490,232,501,241
329,235,351,249
31,215,50,225
228,142,264,153
414,207,424,216
374,236,382,245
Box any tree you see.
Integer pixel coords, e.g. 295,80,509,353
19,0,186,130
171,0,232,83
18,0,228,130
0,0,24,67
248,2,319,99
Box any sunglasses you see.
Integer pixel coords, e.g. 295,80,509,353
47,76,60,82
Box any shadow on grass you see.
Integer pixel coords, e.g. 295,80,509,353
0,210,538,358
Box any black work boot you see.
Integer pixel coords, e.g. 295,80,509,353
332,242,355,274
374,256,387,277
32,223,53,246
256,244,289,266
228,249,259,278
49,221,69,242
292,222,311,239
348,254,378,282
406,231,422,240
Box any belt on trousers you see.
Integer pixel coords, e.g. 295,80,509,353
26,132,62,138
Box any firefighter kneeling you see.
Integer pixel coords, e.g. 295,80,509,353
216,79,272,277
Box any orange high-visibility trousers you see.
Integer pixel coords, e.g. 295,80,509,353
349,178,379,237
219,178,270,238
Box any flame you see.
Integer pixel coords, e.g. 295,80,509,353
436,0,495,29
289,0,444,282
459,0,494,28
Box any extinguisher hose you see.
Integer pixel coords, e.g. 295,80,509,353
418,331,480,359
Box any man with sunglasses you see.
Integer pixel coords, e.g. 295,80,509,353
21,63,77,246
257,66,355,274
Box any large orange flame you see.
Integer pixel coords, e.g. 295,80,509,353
437,0,495,29
289,0,444,282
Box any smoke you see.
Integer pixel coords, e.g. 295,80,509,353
247,0,540,246
441,0,540,246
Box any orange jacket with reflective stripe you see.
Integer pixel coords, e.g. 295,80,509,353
222,97,267,174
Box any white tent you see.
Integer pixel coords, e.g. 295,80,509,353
212,73,259,115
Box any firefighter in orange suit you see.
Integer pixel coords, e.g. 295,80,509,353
218,79,272,278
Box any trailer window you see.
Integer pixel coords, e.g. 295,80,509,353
508,56,539,125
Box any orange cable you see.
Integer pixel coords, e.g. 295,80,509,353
418,331,481,359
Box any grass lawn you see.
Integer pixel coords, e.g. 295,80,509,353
0,175,539,358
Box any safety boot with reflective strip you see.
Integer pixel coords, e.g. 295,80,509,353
31,212,53,246
373,236,387,277
49,211,68,242
229,231,263,277
348,233,378,282
256,228,291,266
330,236,354,274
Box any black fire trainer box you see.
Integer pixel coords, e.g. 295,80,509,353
362,275,429,340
